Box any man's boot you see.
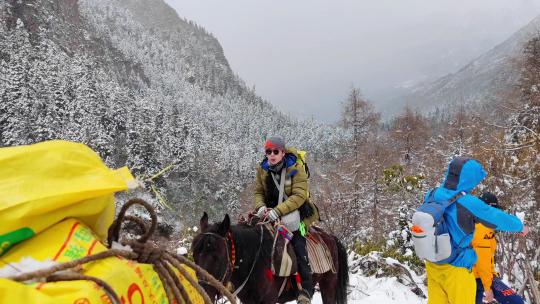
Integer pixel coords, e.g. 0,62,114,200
296,254,313,302
292,232,313,304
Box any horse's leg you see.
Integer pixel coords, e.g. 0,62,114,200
312,228,349,304
318,272,338,304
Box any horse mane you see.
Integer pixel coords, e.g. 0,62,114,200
192,220,274,277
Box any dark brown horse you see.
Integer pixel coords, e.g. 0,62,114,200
192,213,349,304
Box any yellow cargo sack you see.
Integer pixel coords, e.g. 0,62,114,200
0,140,135,256
0,218,203,304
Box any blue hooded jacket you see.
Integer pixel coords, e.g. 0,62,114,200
427,157,523,269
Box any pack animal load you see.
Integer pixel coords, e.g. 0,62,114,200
0,140,227,304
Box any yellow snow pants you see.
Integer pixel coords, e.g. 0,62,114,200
426,261,476,304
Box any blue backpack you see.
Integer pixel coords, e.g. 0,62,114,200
410,188,465,264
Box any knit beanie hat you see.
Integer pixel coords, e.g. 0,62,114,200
264,136,286,151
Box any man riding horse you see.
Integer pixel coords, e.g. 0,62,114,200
254,136,319,304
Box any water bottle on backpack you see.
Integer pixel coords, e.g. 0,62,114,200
410,188,465,263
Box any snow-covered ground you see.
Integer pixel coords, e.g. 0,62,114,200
312,273,426,304
302,252,428,304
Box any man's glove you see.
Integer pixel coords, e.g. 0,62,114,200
256,206,266,217
267,209,280,222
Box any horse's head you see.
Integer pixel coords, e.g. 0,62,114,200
191,212,232,299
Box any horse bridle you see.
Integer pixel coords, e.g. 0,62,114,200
201,231,236,283
200,225,265,298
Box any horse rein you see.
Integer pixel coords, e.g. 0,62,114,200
232,224,264,297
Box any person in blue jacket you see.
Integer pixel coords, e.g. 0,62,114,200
425,156,529,304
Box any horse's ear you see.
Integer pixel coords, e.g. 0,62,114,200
218,214,231,235
200,212,209,232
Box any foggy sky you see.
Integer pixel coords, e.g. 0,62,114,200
164,0,540,122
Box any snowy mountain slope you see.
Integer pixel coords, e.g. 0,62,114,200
384,15,540,115
0,0,344,225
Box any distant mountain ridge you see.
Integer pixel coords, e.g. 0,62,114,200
384,14,540,116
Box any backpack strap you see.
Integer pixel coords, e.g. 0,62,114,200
426,187,465,206
430,188,466,230
444,191,466,208
426,187,438,202
300,159,310,178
